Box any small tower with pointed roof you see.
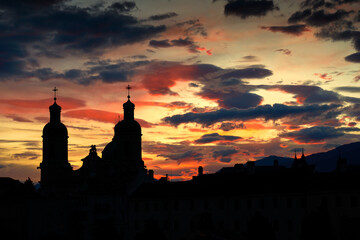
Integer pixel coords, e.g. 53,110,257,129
39,87,72,192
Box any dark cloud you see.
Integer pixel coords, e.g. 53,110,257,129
12,151,40,160
224,0,276,19
213,149,239,159
159,150,203,163
219,67,273,79
261,25,310,36
288,9,312,23
0,1,166,80
164,103,340,126
345,52,360,63
335,86,360,92
194,133,242,144
276,49,292,55
300,0,327,9
189,83,200,87
171,38,194,47
239,55,260,62
198,88,263,109
147,12,178,21
218,122,246,131
149,39,172,48
269,85,345,104
109,2,136,12
213,148,239,162
306,10,352,27
149,37,198,53
280,126,359,144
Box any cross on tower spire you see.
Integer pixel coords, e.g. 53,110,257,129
52,87,58,102
126,85,131,99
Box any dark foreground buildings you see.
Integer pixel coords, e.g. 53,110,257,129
1,90,360,240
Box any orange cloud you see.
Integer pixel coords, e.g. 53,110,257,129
0,97,86,110
64,109,153,127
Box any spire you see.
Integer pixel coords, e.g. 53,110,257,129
123,85,135,121
53,87,58,102
294,150,297,160
126,84,131,99
301,147,306,160
49,87,61,122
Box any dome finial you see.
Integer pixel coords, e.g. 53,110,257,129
52,87,58,102
126,84,131,100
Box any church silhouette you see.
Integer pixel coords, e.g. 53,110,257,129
1,87,360,240
39,86,153,195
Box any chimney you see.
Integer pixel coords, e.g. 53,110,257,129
198,166,203,176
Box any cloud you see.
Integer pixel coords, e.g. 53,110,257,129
280,126,360,144
148,37,202,53
147,12,178,21
109,2,136,12
345,52,360,63
218,122,246,131
276,49,292,55
213,148,239,162
64,109,153,128
194,133,242,144
164,103,340,126
335,86,360,92
306,9,352,27
149,39,172,48
5,115,33,123
261,25,310,36
0,97,86,110
239,55,260,62
0,1,166,80
160,150,204,163
12,151,40,160
288,9,312,23
198,88,263,109
268,85,344,104
224,0,276,19
140,62,221,95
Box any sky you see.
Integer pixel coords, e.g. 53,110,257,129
0,0,359,182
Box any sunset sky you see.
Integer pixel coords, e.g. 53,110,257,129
0,0,359,182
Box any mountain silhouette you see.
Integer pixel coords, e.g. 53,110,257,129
254,142,360,172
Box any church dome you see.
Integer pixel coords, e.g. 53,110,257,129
114,119,141,135
43,121,68,137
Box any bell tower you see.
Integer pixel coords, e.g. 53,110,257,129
39,87,72,192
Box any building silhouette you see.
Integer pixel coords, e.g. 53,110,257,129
1,88,360,240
